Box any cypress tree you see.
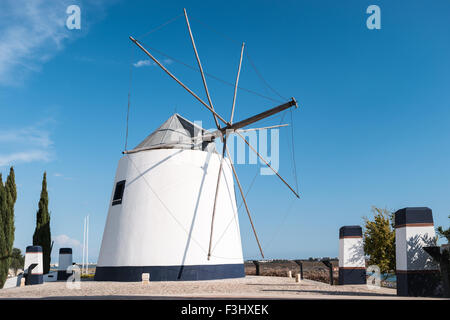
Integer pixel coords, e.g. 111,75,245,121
5,167,16,272
0,175,7,288
33,172,52,274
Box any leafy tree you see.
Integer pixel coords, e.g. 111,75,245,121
436,215,450,243
363,206,396,274
10,248,24,275
33,172,52,274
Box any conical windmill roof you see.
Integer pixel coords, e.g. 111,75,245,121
130,113,216,153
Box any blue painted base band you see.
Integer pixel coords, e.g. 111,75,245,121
397,271,442,297
94,263,245,282
25,274,43,285
338,268,366,285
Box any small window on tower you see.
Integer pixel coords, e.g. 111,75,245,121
112,180,126,206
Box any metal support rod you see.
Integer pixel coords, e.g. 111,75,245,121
183,8,221,130
225,145,265,258
235,130,300,198
207,137,228,260
129,36,229,126
253,260,261,276
230,42,245,125
294,260,304,280
321,260,334,286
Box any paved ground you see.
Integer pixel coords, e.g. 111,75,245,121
0,276,445,300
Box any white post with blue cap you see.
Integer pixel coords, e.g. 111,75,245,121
338,226,366,285
24,245,43,285
57,248,73,280
394,207,441,297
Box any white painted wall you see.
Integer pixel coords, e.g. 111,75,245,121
339,238,365,268
58,254,72,272
396,226,438,271
2,274,23,289
24,252,43,274
97,149,243,267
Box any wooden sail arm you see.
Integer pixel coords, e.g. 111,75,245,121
230,42,245,125
183,8,221,130
201,99,298,140
224,98,298,132
129,36,297,135
129,36,230,127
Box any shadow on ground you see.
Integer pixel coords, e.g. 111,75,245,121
260,289,395,297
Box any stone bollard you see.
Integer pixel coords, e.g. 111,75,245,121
24,246,43,285
338,226,366,285
394,207,441,297
295,273,301,283
57,248,73,281
288,270,292,278
142,273,150,284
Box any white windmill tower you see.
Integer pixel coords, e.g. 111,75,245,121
95,9,300,281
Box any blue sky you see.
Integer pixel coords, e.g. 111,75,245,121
1,0,449,263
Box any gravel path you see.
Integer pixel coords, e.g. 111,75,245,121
0,276,441,300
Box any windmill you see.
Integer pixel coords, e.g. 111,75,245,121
95,9,299,282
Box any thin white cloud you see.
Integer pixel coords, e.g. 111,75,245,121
133,58,173,68
0,150,51,167
0,122,54,167
53,234,82,248
53,172,73,180
0,0,114,86
0,0,74,85
133,59,155,67
52,234,87,263
0,127,53,148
